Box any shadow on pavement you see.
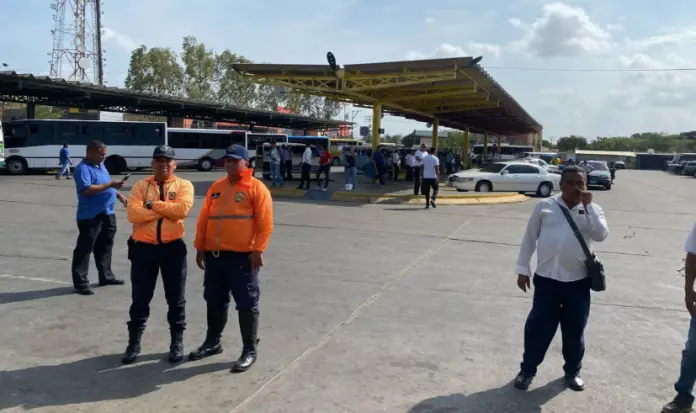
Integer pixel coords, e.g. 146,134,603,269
0,353,230,410
0,286,75,305
408,378,566,413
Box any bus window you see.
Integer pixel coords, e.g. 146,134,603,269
56,123,79,145
168,131,200,148
230,131,246,146
132,123,166,146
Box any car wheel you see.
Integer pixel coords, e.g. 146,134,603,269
198,157,214,172
604,184,612,190
475,181,492,192
537,182,553,198
693,171,696,178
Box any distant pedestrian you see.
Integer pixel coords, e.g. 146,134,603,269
372,148,386,186
413,144,427,195
71,140,127,295
316,146,331,191
279,144,288,182
392,150,401,181
344,145,357,191
270,142,284,188
513,166,609,392
405,151,414,181
56,142,73,179
283,145,293,180
421,147,440,209
297,144,312,190
660,223,696,413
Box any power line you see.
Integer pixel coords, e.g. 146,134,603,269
484,66,696,73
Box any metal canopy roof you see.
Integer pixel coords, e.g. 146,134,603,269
232,57,542,135
0,71,348,131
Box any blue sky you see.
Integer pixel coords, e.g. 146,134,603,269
3,0,696,140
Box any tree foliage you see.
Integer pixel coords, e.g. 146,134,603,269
546,132,696,153
124,36,340,119
555,135,588,151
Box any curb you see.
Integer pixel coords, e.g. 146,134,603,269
268,188,306,198
330,191,529,205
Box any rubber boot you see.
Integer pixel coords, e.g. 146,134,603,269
231,309,259,373
168,330,184,364
121,326,143,365
189,308,227,361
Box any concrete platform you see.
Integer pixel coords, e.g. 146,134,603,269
0,169,694,412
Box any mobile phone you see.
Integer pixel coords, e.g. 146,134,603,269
121,174,132,182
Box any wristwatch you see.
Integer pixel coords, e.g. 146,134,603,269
145,200,153,210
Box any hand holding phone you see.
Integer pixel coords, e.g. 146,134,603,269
121,174,132,183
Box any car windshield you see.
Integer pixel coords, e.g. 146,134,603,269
479,163,506,173
587,161,609,171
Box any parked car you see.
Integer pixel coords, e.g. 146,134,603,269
613,161,626,170
682,161,696,177
447,161,560,197
525,157,561,174
584,160,612,190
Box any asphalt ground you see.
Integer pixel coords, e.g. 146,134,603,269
0,169,694,413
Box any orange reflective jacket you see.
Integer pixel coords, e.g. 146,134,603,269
127,175,194,244
194,170,273,253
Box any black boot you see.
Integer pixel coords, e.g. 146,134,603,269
231,309,259,373
189,308,227,361
168,330,184,364
121,326,143,365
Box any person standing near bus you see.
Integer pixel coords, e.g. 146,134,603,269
279,144,288,181
121,145,194,365
71,140,127,295
344,145,357,191
189,144,273,373
283,145,293,181
270,142,284,188
421,147,440,209
297,144,312,190
316,146,331,191
392,150,401,181
413,144,427,195
56,142,73,180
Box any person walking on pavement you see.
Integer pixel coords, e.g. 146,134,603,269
189,144,274,373
421,147,440,209
372,148,387,186
392,150,401,181
316,146,331,191
270,142,284,188
121,145,194,365
71,140,127,296
56,142,73,179
344,145,357,191
297,144,312,190
513,166,609,392
283,145,293,181
661,223,696,413
413,144,427,195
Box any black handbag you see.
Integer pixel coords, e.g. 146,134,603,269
558,205,606,292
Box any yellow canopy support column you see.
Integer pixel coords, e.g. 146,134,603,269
483,132,489,163
371,103,382,152
463,128,470,169
431,118,439,150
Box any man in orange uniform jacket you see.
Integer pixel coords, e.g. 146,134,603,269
121,145,194,365
189,144,273,373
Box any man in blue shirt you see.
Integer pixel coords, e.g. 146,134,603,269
55,142,73,180
372,148,386,185
72,140,128,295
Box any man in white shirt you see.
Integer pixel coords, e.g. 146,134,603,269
413,144,427,195
513,166,609,392
662,225,696,413
405,152,414,181
392,151,401,181
420,147,440,209
296,144,313,190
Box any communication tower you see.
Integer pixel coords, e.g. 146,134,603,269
49,0,104,84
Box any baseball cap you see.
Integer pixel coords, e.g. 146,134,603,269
153,145,176,159
226,144,249,161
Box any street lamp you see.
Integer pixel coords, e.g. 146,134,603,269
326,52,338,72
465,56,483,67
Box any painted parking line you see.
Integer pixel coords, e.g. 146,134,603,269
0,273,71,285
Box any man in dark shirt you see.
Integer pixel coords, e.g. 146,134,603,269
373,149,386,186
71,140,128,295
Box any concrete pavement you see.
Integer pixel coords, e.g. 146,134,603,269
0,169,694,412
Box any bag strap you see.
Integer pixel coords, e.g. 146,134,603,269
558,203,594,261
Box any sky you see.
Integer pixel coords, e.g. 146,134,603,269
2,0,696,140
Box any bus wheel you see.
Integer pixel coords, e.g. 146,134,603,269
198,157,214,172
6,157,27,175
104,156,127,175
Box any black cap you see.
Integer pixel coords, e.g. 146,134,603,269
153,145,176,159
226,144,249,161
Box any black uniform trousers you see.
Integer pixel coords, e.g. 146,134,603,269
421,178,439,204
203,251,260,336
127,238,187,332
521,275,591,377
71,212,117,290
285,160,293,180
412,166,422,195
298,163,311,189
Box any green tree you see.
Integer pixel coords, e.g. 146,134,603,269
181,36,216,100
542,139,553,148
382,134,403,144
556,135,588,151
215,50,257,108
124,46,184,95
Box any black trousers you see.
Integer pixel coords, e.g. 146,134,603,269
279,160,286,179
298,163,311,189
421,178,439,204
405,166,413,181
316,164,331,188
392,164,400,181
285,160,293,180
521,275,591,377
127,239,187,332
71,212,117,290
413,166,422,195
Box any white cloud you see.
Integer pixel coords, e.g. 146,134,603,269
508,2,613,57
102,28,138,53
625,29,696,52
424,17,435,25
405,41,501,61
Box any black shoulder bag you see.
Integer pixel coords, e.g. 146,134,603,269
558,205,606,292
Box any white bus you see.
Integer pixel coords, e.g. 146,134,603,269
1,119,287,175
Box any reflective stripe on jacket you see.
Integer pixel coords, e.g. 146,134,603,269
127,175,194,244
194,170,273,252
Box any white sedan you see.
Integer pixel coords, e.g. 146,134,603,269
524,157,561,174
447,161,561,197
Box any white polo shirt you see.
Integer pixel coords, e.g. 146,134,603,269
422,153,440,179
